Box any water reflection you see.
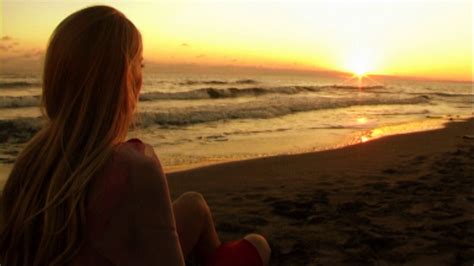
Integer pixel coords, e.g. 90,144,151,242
357,117,368,124
356,119,447,144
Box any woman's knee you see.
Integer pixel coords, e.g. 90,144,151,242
244,234,271,266
176,191,210,217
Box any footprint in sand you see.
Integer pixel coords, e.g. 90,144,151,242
262,196,280,203
244,193,264,200
394,180,425,190
230,196,243,201
238,216,269,226
270,199,313,220
382,168,398,174
364,181,390,191
216,221,253,233
336,201,365,214
410,155,428,166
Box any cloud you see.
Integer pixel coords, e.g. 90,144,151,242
1,48,44,61
22,49,44,59
0,36,13,42
0,44,18,52
0,36,19,52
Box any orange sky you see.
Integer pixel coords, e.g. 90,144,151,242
1,0,472,81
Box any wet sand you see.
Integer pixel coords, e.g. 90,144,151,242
167,118,474,265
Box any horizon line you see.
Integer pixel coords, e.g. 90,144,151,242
142,61,473,84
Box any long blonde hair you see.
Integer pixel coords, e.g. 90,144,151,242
0,5,142,265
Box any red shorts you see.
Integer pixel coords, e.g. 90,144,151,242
205,239,263,266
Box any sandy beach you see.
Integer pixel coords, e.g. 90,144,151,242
167,118,474,265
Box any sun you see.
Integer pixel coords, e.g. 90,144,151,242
353,68,368,78
350,61,370,78
344,50,375,78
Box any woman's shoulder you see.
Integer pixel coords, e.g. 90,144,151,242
114,138,146,159
95,138,164,204
86,138,166,232
112,138,166,186
113,138,158,168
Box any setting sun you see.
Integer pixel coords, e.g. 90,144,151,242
344,51,375,77
353,68,368,78
353,67,368,77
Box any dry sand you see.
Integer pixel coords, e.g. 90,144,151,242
167,118,474,265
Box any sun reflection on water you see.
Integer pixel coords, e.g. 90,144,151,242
355,119,448,144
357,117,368,124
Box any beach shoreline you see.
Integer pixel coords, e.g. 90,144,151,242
167,118,474,265
0,116,462,182
163,116,460,174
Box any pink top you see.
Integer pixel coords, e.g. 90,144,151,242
71,138,185,265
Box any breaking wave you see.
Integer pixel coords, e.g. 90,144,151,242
177,79,258,86
0,95,432,143
0,95,40,108
2,85,389,108
409,92,474,98
137,95,430,127
139,86,323,101
0,81,41,88
0,117,43,143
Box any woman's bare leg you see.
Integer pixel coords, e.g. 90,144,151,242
173,191,221,259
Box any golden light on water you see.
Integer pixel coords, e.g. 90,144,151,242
360,128,384,143
360,135,370,143
356,120,447,144
357,117,368,124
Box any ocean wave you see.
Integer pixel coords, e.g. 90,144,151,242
409,92,474,98
0,81,41,88
136,95,429,127
0,117,42,143
0,95,40,108
382,110,431,116
327,85,385,90
139,86,322,101
2,84,389,108
0,86,320,108
139,85,386,101
0,95,429,143
177,79,258,86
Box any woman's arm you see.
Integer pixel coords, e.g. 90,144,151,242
94,143,185,265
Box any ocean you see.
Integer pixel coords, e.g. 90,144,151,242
0,68,472,173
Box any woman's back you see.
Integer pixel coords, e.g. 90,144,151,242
72,138,184,265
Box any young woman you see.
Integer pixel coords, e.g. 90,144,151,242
0,6,270,266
